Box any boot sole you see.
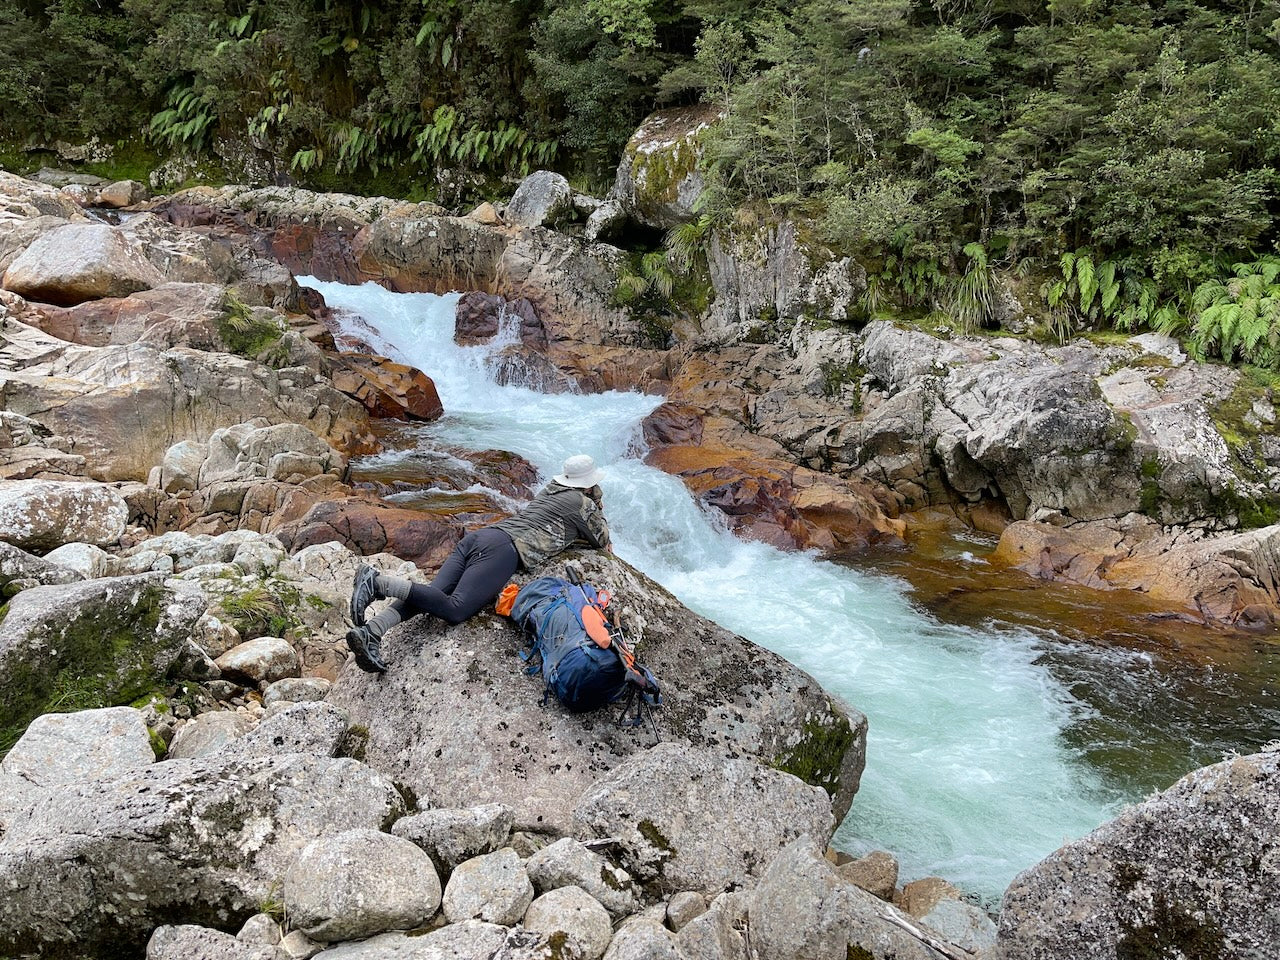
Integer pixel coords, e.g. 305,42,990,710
350,564,379,627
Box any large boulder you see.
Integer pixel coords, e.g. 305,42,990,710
0,478,128,551
214,637,301,685
0,574,205,748
391,803,515,875
526,837,642,919
523,886,614,960
282,829,441,942
611,105,719,230
506,171,575,229
996,746,1280,960
837,321,1265,527
17,282,230,349
2,222,164,305
328,353,444,422
0,754,405,959
442,848,534,925
271,496,466,569
328,551,865,836
572,743,834,895
0,319,375,481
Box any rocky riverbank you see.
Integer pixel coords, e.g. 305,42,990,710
0,158,1277,960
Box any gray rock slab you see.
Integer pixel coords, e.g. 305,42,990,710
1,706,153,787
0,754,405,959
311,921,511,959
997,746,1280,960
442,847,534,925
0,478,128,550
227,700,349,759
526,837,642,919
573,742,834,895
263,676,331,708
167,711,256,760
282,828,441,942
147,924,278,960
524,885,613,960
329,552,864,836
391,803,514,874
0,573,205,746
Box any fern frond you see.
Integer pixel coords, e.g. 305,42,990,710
1076,255,1097,313
1060,250,1078,283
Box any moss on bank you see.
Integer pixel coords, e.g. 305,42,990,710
772,708,855,799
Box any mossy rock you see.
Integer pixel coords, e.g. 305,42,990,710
618,105,720,229
0,575,205,756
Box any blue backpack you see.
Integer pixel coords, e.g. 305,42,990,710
508,576,661,720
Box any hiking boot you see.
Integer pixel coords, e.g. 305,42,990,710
350,563,380,627
345,625,387,674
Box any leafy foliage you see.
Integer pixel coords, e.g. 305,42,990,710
1188,258,1280,368
2,0,1280,346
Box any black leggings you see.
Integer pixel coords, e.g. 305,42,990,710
392,526,519,625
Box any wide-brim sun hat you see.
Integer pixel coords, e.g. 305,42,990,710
555,454,605,488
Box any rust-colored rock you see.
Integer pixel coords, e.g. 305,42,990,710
644,350,903,558
329,354,444,422
646,440,904,557
271,497,468,570
18,282,226,348
990,517,1280,626
641,402,705,447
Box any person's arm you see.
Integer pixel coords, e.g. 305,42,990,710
576,493,611,550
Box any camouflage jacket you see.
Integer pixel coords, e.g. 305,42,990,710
492,481,610,569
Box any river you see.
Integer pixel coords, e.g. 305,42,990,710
301,277,1280,906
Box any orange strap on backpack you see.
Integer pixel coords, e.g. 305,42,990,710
495,582,520,616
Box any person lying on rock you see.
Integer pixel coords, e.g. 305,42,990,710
344,453,612,673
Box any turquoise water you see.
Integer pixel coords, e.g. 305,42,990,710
301,278,1275,904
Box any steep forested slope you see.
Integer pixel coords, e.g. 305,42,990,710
5,0,1280,361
